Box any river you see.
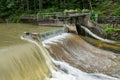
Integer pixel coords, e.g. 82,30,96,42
0,23,120,80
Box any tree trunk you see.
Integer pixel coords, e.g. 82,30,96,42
26,0,29,12
89,0,92,11
39,0,42,11
34,0,36,11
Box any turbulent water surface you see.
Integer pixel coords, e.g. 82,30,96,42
0,23,120,80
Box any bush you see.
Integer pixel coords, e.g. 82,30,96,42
113,5,120,16
81,9,90,13
42,8,58,13
102,24,120,34
9,16,20,23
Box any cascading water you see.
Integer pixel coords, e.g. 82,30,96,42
0,43,50,80
80,26,117,44
0,23,120,80
43,33,120,80
21,32,120,80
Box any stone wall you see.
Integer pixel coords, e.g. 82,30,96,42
40,28,66,41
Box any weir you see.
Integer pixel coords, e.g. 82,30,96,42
22,32,120,80
63,13,119,45
0,27,120,80
0,44,51,80
64,13,103,35
40,28,66,41
0,14,120,80
43,33,117,74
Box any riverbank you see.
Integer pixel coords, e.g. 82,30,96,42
100,24,120,40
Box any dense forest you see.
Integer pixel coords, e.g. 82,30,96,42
0,0,120,22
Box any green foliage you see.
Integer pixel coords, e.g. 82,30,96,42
76,8,82,12
42,8,58,13
113,5,120,16
0,0,21,20
90,11,98,22
81,9,90,13
9,16,20,23
99,1,120,16
1,0,120,22
102,24,120,34
7,1,14,8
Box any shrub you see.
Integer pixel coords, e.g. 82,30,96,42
113,5,120,16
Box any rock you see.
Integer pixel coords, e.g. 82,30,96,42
107,31,120,40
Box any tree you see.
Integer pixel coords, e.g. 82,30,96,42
39,0,42,11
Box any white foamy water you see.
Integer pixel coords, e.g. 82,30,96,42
43,33,120,80
43,33,70,46
48,59,119,80
21,33,120,80
81,26,116,44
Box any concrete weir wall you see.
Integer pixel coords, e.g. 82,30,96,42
40,28,66,41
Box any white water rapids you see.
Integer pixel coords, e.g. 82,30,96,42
42,33,119,80
21,32,120,80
